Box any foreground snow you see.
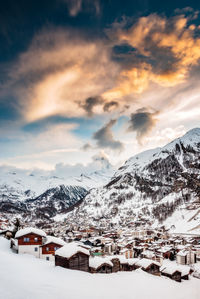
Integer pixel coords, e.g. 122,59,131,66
0,238,199,299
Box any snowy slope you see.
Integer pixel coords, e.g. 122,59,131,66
0,237,199,299
70,128,200,232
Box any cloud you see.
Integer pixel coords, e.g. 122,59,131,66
128,108,158,142
81,143,92,151
104,11,200,100
2,28,119,122
103,101,119,112
93,119,124,151
53,152,112,178
80,96,103,116
63,0,100,17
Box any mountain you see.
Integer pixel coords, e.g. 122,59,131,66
0,156,115,221
70,128,200,233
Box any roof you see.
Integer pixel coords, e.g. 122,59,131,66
161,264,190,276
15,227,46,238
161,265,182,275
89,257,113,269
55,242,90,259
42,236,66,247
135,258,160,269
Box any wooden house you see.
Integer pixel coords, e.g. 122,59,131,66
135,258,160,276
89,257,113,273
40,236,66,261
15,227,46,258
55,242,90,272
161,266,182,282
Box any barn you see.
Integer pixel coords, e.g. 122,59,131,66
161,265,182,282
89,257,113,273
55,242,90,272
135,259,161,276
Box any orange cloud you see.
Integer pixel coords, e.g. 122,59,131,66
4,12,200,122
11,29,120,122
105,13,200,99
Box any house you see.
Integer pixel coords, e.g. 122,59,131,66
40,236,66,261
55,242,90,272
120,248,134,259
135,258,160,276
89,257,113,273
161,265,182,282
176,249,197,265
15,227,46,258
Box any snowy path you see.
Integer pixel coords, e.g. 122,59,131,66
0,237,199,299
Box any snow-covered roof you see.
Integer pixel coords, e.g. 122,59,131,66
135,258,160,269
89,257,113,269
161,265,182,275
161,264,190,276
55,242,90,259
177,250,188,257
42,236,66,247
15,227,46,238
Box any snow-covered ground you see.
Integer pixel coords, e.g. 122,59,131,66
0,237,199,299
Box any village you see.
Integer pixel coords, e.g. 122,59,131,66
0,218,198,283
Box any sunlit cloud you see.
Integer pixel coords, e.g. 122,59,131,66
105,12,200,99
5,28,119,122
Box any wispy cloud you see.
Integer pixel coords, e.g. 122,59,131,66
63,0,100,17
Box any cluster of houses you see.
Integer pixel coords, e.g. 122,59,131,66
10,226,200,283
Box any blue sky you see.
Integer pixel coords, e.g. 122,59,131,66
1,0,200,169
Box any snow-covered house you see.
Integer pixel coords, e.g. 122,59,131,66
55,242,90,272
161,265,182,282
40,236,66,261
89,256,113,273
135,258,161,276
176,249,197,265
161,264,191,281
15,227,46,258
120,247,134,259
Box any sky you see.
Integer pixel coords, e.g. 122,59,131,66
1,0,200,171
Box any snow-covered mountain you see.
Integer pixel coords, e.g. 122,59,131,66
0,155,115,220
70,128,200,233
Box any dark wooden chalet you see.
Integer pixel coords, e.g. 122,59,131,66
135,259,160,276
89,257,113,273
55,243,90,272
161,268,182,282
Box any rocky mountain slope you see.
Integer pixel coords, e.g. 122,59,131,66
70,128,200,233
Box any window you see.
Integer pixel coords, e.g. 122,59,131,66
34,237,38,242
46,247,49,252
46,257,49,261
35,247,38,252
54,247,58,251
24,237,30,242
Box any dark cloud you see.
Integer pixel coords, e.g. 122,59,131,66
80,96,103,116
128,108,158,141
103,101,119,112
93,119,123,151
81,142,92,151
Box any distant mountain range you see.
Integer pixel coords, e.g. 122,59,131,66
0,155,115,220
